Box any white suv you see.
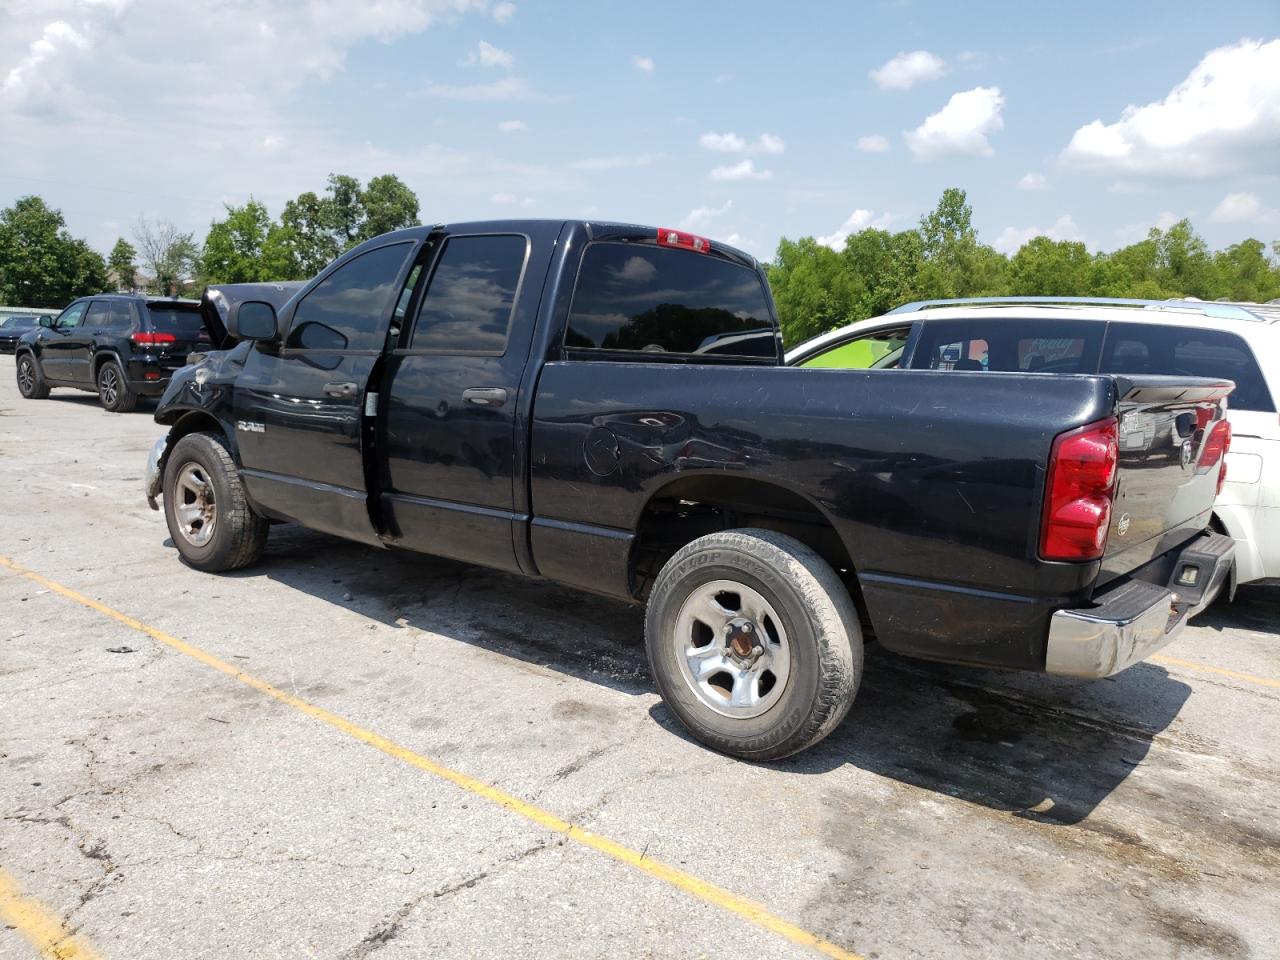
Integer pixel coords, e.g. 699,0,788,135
787,297,1280,586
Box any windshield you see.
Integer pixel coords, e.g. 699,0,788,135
147,306,206,339
1,316,38,328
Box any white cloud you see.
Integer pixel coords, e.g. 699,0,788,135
1208,191,1276,224
492,2,516,23
1061,38,1280,177
870,50,946,90
756,133,785,154
1018,172,1047,190
571,154,659,171
698,131,785,154
709,159,773,182
490,191,535,207
856,134,890,153
1113,211,1180,246
993,214,1086,254
632,55,654,74
678,199,733,232
904,86,1005,159
262,134,286,152
462,40,513,70
419,76,531,100
497,119,527,133
817,209,893,250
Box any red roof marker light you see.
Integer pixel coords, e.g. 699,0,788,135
657,228,711,254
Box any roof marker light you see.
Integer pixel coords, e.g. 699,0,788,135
657,228,711,254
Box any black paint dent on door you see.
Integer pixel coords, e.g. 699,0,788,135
234,240,417,543
379,227,553,573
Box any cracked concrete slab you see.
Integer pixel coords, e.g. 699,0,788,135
2,355,1279,960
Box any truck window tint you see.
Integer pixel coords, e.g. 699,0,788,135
910,320,1101,373
1102,322,1275,412
287,242,412,352
410,235,526,353
566,243,776,358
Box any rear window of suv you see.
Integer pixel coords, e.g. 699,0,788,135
147,305,206,339
909,319,1103,374
1101,322,1275,412
566,242,778,360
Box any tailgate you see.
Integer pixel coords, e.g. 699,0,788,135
1099,375,1234,586
146,303,210,365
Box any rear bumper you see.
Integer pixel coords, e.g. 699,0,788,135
1045,532,1235,678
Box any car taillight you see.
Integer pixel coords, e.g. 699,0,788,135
657,228,711,253
131,331,176,346
1040,418,1119,562
1198,419,1231,494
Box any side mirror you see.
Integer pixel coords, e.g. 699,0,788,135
232,301,279,342
39,316,54,328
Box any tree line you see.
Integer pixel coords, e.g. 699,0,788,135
0,173,420,307
767,188,1280,345
3,181,1277,342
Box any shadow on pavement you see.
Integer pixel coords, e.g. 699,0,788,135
203,523,1274,826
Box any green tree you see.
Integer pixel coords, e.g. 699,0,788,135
1008,237,1092,295
198,198,294,283
279,191,335,277
1153,219,1214,297
767,237,858,344
0,195,109,307
360,174,421,240
1212,239,1280,303
134,216,199,295
108,238,138,291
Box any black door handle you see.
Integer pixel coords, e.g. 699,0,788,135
463,387,508,407
324,381,358,399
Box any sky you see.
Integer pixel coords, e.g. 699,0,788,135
1,0,1278,263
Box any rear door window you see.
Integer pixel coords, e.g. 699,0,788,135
1102,322,1275,412
910,320,1102,373
566,243,778,359
409,235,527,353
85,301,111,328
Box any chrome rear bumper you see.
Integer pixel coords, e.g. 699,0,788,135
1045,532,1235,678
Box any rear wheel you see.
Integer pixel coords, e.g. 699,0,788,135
97,360,138,412
645,528,863,760
16,354,49,399
162,431,268,571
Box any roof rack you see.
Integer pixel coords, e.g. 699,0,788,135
886,296,1266,322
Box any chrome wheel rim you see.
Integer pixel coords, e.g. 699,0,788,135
673,579,791,719
17,359,34,393
100,366,119,406
174,462,216,547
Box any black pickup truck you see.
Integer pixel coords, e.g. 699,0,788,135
144,219,1235,759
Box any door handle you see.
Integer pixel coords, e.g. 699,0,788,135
324,381,358,399
463,387,508,407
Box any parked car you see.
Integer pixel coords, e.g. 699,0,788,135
787,296,1279,586
144,223,1233,760
0,314,49,353
13,294,209,411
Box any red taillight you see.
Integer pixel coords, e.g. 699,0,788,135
131,331,176,346
1040,418,1119,562
1199,419,1231,494
144,371,161,381
657,228,711,253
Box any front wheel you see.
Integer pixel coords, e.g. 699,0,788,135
645,528,863,761
16,354,50,399
162,431,268,571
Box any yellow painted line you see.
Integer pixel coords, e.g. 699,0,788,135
0,868,102,960
0,555,861,960
1151,654,1280,690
